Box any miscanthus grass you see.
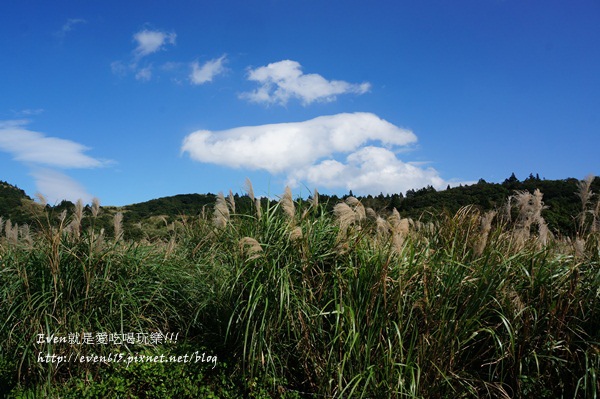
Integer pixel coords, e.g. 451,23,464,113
1,183,599,398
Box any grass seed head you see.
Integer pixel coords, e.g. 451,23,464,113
334,202,355,232
245,178,255,203
91,197,100,218
213,192,230,229
227,190,236,214
255,198,262,220
290,226,303,241
113,212,124,241
281,186,295,220
239,237,263,260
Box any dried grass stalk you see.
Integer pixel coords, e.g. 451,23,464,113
346,197,366,222
69,199,84,238
366,208,377,221
475,210,496,256
245,178,255,203
227,190,236,214
281,187,295,220
334,202,355,233
255,198,262,220
91,197,100,218
576,174,596,233
35,193,48,207
5,220,18,244
113,212,124,241
310,188,319,209
290,226,303,241
213,192,230,229
239,237,263,260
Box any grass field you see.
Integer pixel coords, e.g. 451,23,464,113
1,184,599,398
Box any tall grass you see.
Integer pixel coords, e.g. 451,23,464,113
1,185,599,398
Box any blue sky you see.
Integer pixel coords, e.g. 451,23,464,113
1,0,599,206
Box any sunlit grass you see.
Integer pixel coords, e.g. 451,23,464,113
1,186,599,398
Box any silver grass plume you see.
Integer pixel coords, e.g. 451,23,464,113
113,212,124,241
281,186,295,220
5,220,18,244
387,209,410,253
334,202,355,233
592,199,600,233
576,174,595,233
537,221,550,247
346,196,366,222
213,192,230,229
245,178,255,203
388,209,410,236
511,189,547,245
309,188,319,209
366,207,378,221
91,197,100,218
239,237,263,260
245,178,263,220
255,198,262,220
576,174,595,210
0,217,4,235
475,210,496,256
289,226,303,241
227,190,236,214
387,208,401,230
35,192,48,207
69,199,84,238
58,210,68,226
376,216,390,238
19,224,32,246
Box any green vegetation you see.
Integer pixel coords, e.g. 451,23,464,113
1,176,599,398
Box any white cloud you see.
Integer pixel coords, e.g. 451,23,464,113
190,55,227,85
289,146,447,195
135,66,153,81
112,29,181,82
240,60,371,105
0,120,110,204
182,112,416,174
0,120,106,169
133,29,176,59
181,112,457,194
31,168,93,204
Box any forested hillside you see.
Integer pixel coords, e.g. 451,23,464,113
1,174,598,238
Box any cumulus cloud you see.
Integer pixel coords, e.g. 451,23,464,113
182,112,415,174
190,55,227,85
0,120,109,203
133,29,176,59
289,147,447,195
181,112,455,194
240,60,371,105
